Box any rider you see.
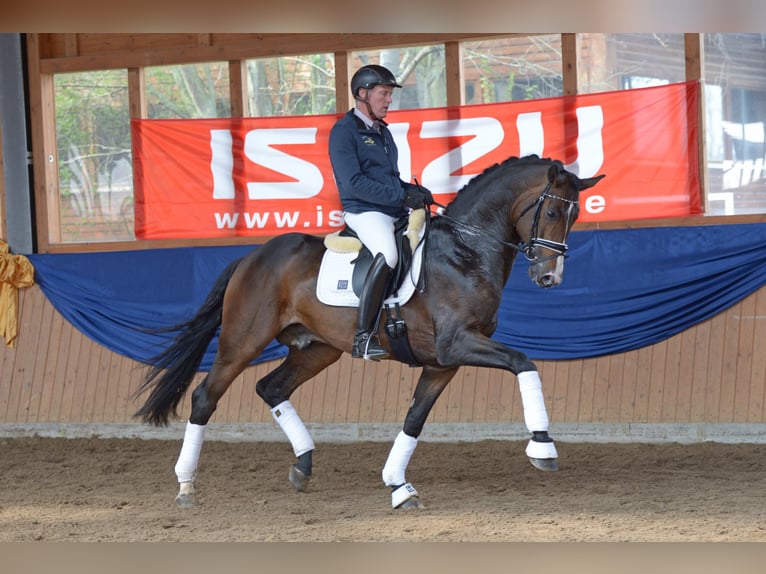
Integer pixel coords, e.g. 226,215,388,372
329,64,433,361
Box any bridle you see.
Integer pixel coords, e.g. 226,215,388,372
512,182,579,262
432,181,579,264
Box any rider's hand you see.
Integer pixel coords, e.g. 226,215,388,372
403,186,428,209
418,185,434,206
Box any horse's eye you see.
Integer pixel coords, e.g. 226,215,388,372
546,208,558,220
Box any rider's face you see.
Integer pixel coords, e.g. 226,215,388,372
360,85,394,119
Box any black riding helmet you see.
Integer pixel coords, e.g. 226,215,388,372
351,64,402,100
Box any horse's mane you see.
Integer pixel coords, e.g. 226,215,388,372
457,154,562,195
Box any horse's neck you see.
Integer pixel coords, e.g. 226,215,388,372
447,189,520,247
431,215,518,290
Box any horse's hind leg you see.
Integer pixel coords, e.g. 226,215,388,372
174,353,258,507
255,342,343,492
174,308,282,507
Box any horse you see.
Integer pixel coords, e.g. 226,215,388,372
134,154,605,509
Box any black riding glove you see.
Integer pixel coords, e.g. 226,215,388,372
403,186,427,209
403,184,435,209
418,185,435,206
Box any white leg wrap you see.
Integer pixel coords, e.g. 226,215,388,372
381,430,418,486
518,370,550,432
271,400,315,457
175,421,206,483
390,483,419,508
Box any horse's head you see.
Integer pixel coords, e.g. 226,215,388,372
512,162,605,288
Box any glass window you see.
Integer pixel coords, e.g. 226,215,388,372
351,46,446,110
577,34,686,94
704,33,766,216
245,54,335,116
461,35,563,104
54,70,134,243
145,63,231,119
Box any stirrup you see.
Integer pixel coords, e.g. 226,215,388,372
352,332,389,361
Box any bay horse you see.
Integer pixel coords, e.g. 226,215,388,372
134,154,605,509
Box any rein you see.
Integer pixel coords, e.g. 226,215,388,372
431,182,578,264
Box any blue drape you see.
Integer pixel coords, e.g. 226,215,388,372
28,223,766,369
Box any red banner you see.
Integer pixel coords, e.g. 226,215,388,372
133,81,702,239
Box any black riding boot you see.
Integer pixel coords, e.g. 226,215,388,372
352,253,392,361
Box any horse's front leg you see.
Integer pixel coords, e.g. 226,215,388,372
437,330,558,472
382,365,459,509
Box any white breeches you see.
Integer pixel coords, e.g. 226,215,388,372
343,211,398,268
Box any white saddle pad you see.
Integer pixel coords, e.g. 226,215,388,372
316,230,426,308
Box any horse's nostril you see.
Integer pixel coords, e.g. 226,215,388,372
540,274,556,288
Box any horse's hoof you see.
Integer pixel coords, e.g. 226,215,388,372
397,496,425,510
175,493,197,508
529,457,558,472
289,464,311,492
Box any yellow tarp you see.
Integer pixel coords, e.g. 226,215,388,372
0,240,35,348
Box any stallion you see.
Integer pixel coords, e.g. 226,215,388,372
135,154,605,509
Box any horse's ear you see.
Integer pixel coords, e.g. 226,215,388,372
579,174,606,190
547,164,562,183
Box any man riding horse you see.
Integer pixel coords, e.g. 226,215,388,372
328,64,433,361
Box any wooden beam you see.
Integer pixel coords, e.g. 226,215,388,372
561,33,578,96
38,33,500,74
63,34,78,58
26,34,61,250
334,51,350,113
685,33,707,214
228,60,247,118
444,41,464,107
127,67,146,119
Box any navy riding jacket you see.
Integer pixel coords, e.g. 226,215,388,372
328,110,414,218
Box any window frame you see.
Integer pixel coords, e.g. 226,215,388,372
25,33,766,253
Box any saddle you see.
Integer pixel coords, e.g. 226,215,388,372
317,209,428,367
322,208,425,299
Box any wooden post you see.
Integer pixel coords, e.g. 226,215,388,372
445,41,464,107
684,33,707,214
334,51,350,113
228,60,247,118
26,33,60,250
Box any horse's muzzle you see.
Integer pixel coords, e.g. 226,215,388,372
529,255,565,288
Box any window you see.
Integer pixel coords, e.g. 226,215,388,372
577,34,686,94
704,33,766,216
54,70,133,243
145,63,231,119
351,46,446,110
245,54,335,116
462,35,563,104
40,34,766,249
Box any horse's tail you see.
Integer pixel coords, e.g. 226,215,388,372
133,257,243,426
